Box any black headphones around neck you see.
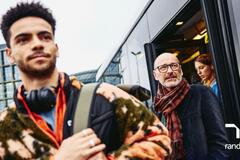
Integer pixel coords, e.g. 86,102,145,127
23,86,57,113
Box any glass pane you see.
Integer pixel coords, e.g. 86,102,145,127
4,66,13,81
0,101,6,111
6,83,14,98
0,84,4,99
0,50,3,65
3,52,9,65
7,99,14,106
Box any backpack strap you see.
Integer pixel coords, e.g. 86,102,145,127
72,82,151,134
73,83,99,134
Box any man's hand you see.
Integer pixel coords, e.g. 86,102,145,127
54,128,106,160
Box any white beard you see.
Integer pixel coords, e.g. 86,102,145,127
162,77,182,88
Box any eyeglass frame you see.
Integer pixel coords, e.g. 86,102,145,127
155,63,180,73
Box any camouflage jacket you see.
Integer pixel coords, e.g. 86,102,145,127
0,74,171,160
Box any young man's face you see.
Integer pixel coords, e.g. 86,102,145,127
6,16,58,77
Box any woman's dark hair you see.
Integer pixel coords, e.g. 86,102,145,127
195,54,212,65
1,2,56,47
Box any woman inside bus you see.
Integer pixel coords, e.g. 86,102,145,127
194,53,219,97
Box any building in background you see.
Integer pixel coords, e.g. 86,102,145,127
97,50,122,85
0,44,21,109
72,69,98,84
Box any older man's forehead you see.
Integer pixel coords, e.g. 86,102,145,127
155,54,179,66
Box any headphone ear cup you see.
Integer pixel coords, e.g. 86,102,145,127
25,88,56,113
38,88,56,108
26,90,39,112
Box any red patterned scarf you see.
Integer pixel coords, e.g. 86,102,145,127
154,79,190,159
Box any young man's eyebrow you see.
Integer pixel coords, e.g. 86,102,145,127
38,31,52,36
14,33,30,40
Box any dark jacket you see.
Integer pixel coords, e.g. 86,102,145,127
176,84,229,160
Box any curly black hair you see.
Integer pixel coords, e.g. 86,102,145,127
1,2,56,47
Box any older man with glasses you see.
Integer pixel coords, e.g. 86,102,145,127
152,52,229,160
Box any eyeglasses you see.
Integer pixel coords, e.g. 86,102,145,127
155,63,180,73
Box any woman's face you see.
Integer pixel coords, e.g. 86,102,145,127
194,61,213,82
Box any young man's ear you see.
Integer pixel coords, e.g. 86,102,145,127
5,48,15,64
55,43,59,57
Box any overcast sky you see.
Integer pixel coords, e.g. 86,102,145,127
0,0,149,74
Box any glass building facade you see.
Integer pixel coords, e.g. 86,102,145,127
71,69,98,84
97,50,122,85
0,44,21,110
